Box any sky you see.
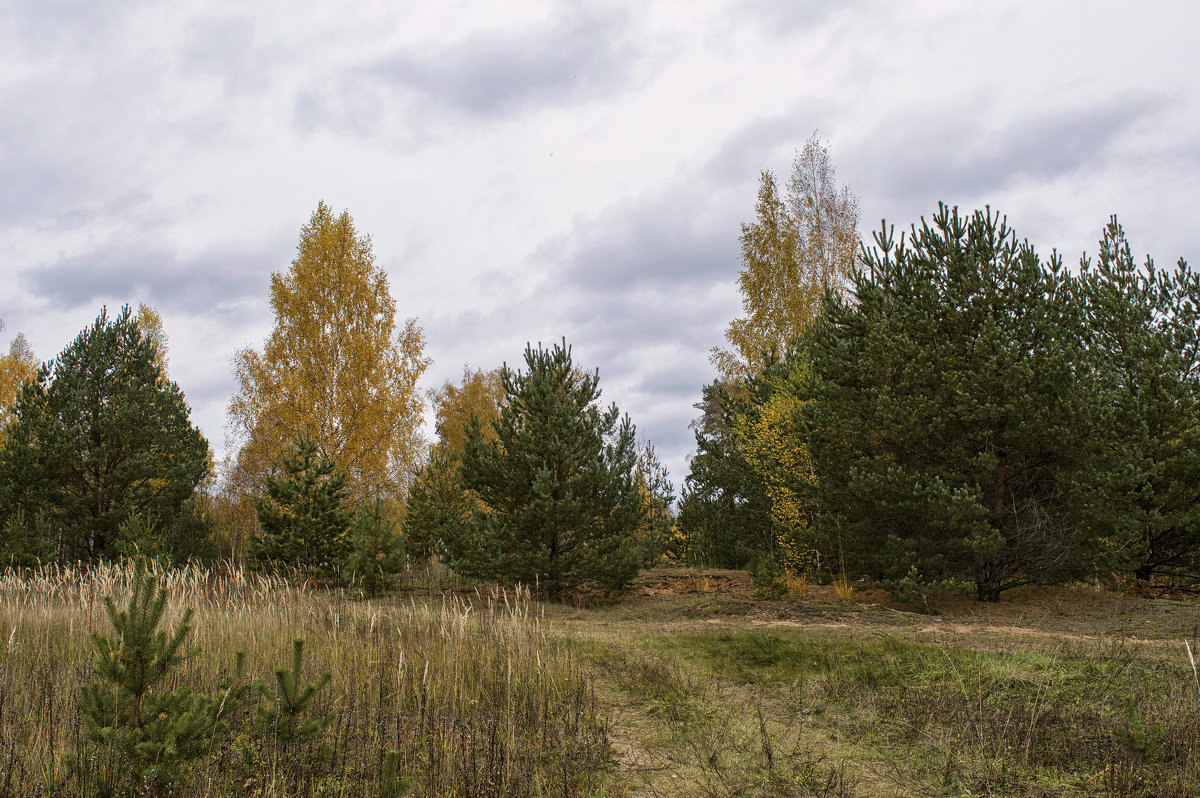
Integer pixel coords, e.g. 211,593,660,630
2,0,1198,490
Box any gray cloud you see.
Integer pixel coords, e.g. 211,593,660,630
703,113,818,185
496,158,761,478
423,269,730,486
5,0,144,54
861,92,1170,210
550,186,741,294
27,238,285,315
727,0,861,36
179,16,278,97
365,7,640,119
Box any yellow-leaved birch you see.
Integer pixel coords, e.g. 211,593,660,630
711,133,860,383
735,385,817,575
0,328,38,432
431,366,504,456
134,304,169,375
229,202,430,503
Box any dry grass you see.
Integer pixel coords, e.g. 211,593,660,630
0,561,611,797
5,562,1200,797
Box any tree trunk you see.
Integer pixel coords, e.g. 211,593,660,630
975,561,1002,602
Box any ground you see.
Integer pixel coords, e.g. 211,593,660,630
542,568,1200,797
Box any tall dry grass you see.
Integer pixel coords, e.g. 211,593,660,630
0,560,611,797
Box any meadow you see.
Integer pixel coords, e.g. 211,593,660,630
2,562,1199,797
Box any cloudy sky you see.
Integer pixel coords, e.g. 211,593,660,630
2,0,1197,487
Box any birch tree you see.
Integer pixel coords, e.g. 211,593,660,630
229,202,430,504
711,133,860,382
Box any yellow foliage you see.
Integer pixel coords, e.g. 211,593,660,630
660,524,689,565
711,133,859,383
134,303,169,376
0,330,38,432
736,383,819,576
431,366,504,456
228,202,430,503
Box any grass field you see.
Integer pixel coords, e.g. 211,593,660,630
2,563,1199,797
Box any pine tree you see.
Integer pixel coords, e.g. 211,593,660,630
75,565,249,794
344,491,405,597
255,638,334,747
631,442,676,566
250,437,352,583
403,447,473,561
1080,217,1200,583
678,380,773,568
450,340,645,596
403,367,505,562
0,306,210,561
806,205,1099,601
0,506,54,567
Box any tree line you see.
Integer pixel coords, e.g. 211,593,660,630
680,135,1200,601
0,202,672,596
2,136,1196,602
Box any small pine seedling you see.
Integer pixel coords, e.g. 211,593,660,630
256,638,334,746
74,564,250,795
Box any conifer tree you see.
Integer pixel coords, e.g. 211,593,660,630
75,565,249,794
255,638,333,747
404,367,504,561
0,507,54,567
806,205,1099,601
678,380,773,568
403,448,472,561
1080,217,1200,583
451,340,645,595
631,441,676,566
0,306,210,561
344,490,405,597
251,436,351,582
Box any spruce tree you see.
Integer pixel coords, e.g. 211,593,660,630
451,340,645,595
251,436,351,583
806,205,1099,601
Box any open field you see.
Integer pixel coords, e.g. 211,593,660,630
2,563,1199,797
559,570,1200,797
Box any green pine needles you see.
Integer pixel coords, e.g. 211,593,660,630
806,205,1098,601
74,564,249,795
344,491,405,597
71,565,335,796
251,436,352,583
255,638,334,747
449,339,647,596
